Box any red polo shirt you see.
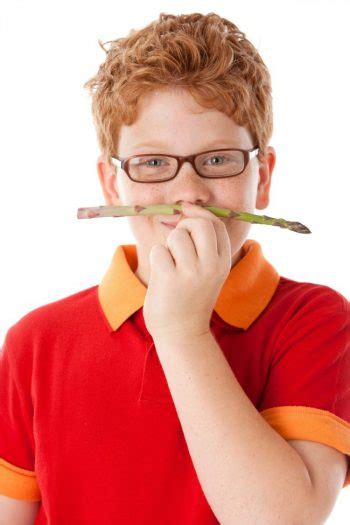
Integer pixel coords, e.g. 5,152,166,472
0,239,349,524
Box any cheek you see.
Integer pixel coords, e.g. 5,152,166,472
227,173,258,207
228,191,257,215
129,216,153,229
128,216,159,239
223,210,253,246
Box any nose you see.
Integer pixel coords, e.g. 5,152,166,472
172,161,211,209
180,200,196,206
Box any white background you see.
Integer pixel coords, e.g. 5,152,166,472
1,0,349,521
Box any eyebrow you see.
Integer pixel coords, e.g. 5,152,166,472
133,139,240,149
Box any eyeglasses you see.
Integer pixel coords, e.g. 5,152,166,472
111,146,259,183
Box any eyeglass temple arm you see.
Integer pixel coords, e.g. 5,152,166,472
110,157,122,169
249,148,259,159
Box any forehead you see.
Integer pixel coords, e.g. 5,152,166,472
137,86,216,113
118,86,253,153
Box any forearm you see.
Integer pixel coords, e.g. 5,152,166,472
153,331,315,525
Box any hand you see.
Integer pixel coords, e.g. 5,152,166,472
143,202,232,341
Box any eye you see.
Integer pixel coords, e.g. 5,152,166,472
135,157,170,167
206,155,226,165
144,158,166,167
202,153,241,166
205,155,227,166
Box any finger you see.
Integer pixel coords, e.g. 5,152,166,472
165,227,200,268
180,204,229,259
180,202,220,221
174,218,219,265
149,242,176,272
213,219,231,264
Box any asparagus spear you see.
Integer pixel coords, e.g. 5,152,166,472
76,204,311,234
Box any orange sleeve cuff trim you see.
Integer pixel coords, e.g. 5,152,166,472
259,405,350,488
0,457,41,501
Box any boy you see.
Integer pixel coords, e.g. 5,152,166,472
1,11,349,525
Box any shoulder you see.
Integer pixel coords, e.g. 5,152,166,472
275,276,348,318
268,277,349,363
2,285,99,356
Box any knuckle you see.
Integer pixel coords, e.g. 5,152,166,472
174,227,187,235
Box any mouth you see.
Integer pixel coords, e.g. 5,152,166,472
161,221,178,229
158,215,182,227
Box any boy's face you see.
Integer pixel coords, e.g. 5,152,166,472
97,86,276,286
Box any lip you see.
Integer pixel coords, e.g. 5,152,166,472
159,216,182,226
159,216,181,224
161,222,178,228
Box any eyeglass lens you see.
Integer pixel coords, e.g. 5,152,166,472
127,150,245,181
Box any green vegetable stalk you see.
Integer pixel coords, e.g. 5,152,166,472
76,204,311,234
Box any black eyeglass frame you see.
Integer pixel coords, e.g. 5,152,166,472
110,146,260,183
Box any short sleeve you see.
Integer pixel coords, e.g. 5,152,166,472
258,286,350,488
0,328,41,501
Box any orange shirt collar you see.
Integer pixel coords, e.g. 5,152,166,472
98,239,280,332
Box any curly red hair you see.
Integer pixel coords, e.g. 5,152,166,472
83,12,273,163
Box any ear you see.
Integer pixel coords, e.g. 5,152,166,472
96,154,121,206
255,146,276,210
